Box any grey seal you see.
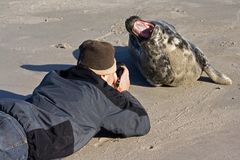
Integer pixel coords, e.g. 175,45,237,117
125,16,232,86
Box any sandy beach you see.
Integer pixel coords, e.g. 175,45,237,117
0,0,240,159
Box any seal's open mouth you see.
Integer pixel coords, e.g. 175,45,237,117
132,20,154,39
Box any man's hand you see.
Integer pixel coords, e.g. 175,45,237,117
114,66,130,92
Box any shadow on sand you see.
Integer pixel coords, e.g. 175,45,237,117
198,76,214,84
21,64,73,72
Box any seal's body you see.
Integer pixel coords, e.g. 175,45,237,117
125,16,232,86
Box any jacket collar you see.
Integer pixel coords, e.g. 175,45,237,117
57,64,109,88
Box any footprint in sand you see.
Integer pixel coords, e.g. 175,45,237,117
171,7,187,16
93,138,119,147
53,43,72,49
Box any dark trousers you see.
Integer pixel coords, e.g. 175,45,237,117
0,111,28,160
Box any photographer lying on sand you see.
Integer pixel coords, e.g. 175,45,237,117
0,40,150,160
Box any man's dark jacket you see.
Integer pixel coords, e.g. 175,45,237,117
0,65,150,160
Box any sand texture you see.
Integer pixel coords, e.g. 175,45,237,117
0,0,240,160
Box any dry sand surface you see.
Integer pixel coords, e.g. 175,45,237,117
1,0,240,160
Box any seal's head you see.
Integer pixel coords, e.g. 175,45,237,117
125,16,155,41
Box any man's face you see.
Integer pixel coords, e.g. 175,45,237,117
101,72,118,87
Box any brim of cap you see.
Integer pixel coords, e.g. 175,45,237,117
89,59,117,75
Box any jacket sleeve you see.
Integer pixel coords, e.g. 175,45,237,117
101,91,150,137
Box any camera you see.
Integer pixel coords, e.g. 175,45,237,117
116,62,125,78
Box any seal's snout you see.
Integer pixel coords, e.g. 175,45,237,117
125,16,141,34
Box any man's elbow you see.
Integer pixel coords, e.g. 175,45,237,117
142,116,151,135
136,116,151,136
123,115,151,137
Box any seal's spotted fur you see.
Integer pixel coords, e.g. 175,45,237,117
125,16,232,86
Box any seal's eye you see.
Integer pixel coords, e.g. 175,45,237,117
166,28,172,34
